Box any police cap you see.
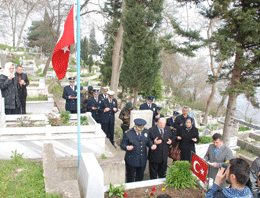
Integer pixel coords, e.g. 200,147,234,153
134,118,146,130
126,102,132,109
68,77,76,82
147,95,155,102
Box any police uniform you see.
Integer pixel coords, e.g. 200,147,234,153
62,77,77,113
154,107,165,124
139,95,158,126
98,87,108,101
121,119,154,183
100,91,118,146
119,102,133,133
166,111,179,135
87,89,102,123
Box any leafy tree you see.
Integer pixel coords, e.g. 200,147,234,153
27,9,56,54
120,0,163,106
100,0,122,85
80,36,89,68
182,0,260,145
89,27,99,55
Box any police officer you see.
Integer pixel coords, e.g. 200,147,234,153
121,118,157,183
100,90,118,147
87,89,102,123
155,107,165,125
62,77,77,113
119,102,133,133
139,95,158,126
98,86,109,101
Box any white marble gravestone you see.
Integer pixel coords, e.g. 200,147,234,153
78,153,104,198
130,110,153,129
0,91,5,127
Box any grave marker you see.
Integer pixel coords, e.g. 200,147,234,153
0,91,5,127
130,110,153,129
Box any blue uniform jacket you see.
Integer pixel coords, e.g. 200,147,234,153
87,96,102,122
100,98,118,123
139,103,158,125
62,85,77,111
98,94,107,102
121,127,153,167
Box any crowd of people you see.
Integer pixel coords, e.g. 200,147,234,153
0,62,29,115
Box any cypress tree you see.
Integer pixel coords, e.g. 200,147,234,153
120,0,163,101
80,36,89,69
89,27,99,55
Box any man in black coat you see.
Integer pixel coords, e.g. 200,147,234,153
100,90,118,147
173,106,195,131
139,95,158,126
15,65,29,114
148,117,174,179
121,118,157,182
98,86,108,101
62,77,77,113
87,89,102,123
166,111,179,135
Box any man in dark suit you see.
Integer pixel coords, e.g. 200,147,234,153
121,118,157,183
139,95,158,126
100,90,118,147
148,117,174,179
166,111,179,135
15,65,29,114
62,77,77,113
87,89,102,123
155,107,165,125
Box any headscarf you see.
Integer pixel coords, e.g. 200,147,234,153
3,62,14,76
185,117,193,132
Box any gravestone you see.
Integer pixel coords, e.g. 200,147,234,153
130,110,153,129
78,153,104,198
0,91,5,127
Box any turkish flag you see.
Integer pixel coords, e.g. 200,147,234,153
52,5,75,80
191,153,209,183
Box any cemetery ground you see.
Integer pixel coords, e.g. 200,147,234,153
0,151,60,198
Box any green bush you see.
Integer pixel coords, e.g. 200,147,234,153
239,126,251,131
165,161,198,189
198,136,213,144
107,183,125,198
60,111,71,124
81,116,88,125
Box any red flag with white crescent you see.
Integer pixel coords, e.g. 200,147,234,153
52,5,75,80
191,153,209,183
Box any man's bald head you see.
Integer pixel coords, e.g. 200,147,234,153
158,117,166,130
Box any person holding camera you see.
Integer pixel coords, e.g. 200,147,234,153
62,77,77,113
205,158,253,198
204,133,233,189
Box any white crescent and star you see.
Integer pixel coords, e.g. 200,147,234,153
193,160,205,175
61,46,70,53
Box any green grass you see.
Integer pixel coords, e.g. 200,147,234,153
92,78,101,81
239,126,251,131
28,83,39,87
235,148,258,158
36,68,42,74
80,73,95,77
67,68,76,72
48,67,54,71
27,94,48,101
50,85,63,95
198,136,212,144
81,82,88,86
0,150,60,198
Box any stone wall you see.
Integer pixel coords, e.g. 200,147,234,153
42,143,80,198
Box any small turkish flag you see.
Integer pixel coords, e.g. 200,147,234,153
191,153,208,183
52,5,75,80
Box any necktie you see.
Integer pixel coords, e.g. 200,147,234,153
160,129,164,140
138,133,141,140
19,75,21,83
71,86,74,91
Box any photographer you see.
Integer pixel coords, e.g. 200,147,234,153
205,158,253,198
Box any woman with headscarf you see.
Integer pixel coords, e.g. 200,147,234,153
176,117,199,162
0,62,21,114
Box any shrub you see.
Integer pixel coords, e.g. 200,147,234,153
17,116,36,127
60,111,71,124
81,116,88,125
198,136,213,144
107,183,125,198
239,126,251,131
165,161,198,189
